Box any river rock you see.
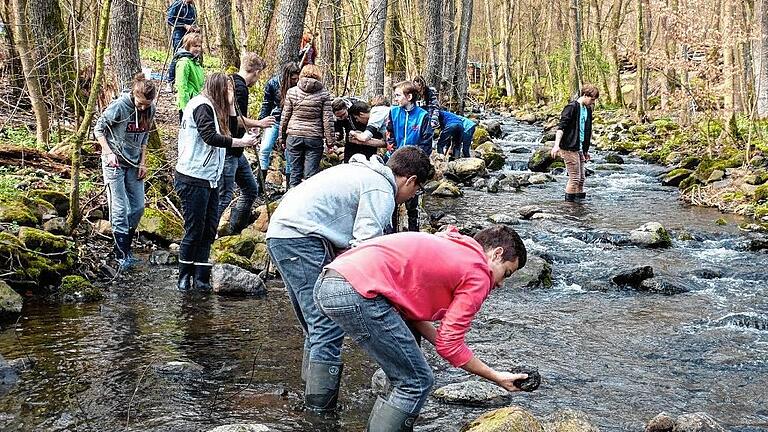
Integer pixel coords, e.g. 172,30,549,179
149,250,178,265
93,219,112,236
59,275,103,303
510,365,541,392
645,412,675,432
0,354,20,397
211,264,266,296
0,280,22,317
748,237,768,252
461,406,543,432
638,276,690,295
545,409,599,432
510,146,531,154
612,266,654,287
473,178,488,189
488,213,519,225
433,381,509,406
433,181,462,197
486,177,500,193
661,169,693,187
446,158,487,181
629,222,672,248
604,153,625,164
518,205,544,219
529,173,555,184
28,189,69,216
706,170,725,183
208,424,270,432
518,113,537,124
530,212,559,221
475,142,507,171
138,208,184,244
673,412,725,432
480,120,502,137
42,217,68,235
0,198,38,226
528,146,560,172
18,227,69,254
714,313,768,331
25,197,58,222
507,255,552,289
153,360,204,378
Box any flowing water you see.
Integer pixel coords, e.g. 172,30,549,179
1,116,767,431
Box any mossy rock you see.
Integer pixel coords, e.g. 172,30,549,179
652,118,679,133
549,161,565,170
0,279,23,316
679,176,700,191
745,170,768,186
755,184,768,202
0,199,38,226
0,231,74,289
212,234,260,260
475,142,506,171
27,189,69,216
432,181,462,198
18,227,68,254
472,127,492,150
715,218,728,226
249,243,270,272
461,406,543,432
694,155,744,181
661,169,692,187
59,275,103,303
214,251,254,271
528,146,559,172
138,208,184,244
679,156,701,170
22,197,57,222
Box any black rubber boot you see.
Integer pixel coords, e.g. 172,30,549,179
305,361,343,412
300,348,310,382
366,396,418,432
564,193,577,202
113,232,133,270
577,192,586,199
194,264,213,291
177,262,195,291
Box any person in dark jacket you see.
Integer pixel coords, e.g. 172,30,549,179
94,74,157,271
436,110,477,158
258,62,300,183
550,84,599,202
217,53,276,235
343,100,388,162
279,64,334,188
166,0,198,90
413,75,440,128
174,73,259,291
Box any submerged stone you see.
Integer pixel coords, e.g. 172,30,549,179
59,275,103,303
461,405,543,432
0,354,20,397
714,313,768,331
488,213,519,225
153,360,204,378
638,276,690,295
629,222,672,248
433,381,509,406
211,264,266,296
612,266,654,287
208,425,270,432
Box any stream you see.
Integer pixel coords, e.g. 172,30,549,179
1,116,767,431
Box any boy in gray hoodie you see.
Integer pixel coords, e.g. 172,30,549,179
266,146,433,412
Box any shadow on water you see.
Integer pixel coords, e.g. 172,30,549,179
1,116,768,431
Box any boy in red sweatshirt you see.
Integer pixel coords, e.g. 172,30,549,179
314,224,529,431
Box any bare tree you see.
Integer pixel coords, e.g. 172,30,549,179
423,0,443,85
635,0,647,118
441,0,457,91
211,0,240,68
483,0,499,86
276,0,310,64
110,0,142,90
363,0,388,98
385,0,407,92
453,0,473,112
569,0,583,98
317,0,340,90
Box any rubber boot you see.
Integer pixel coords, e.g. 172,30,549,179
177,262,195,291
305,361,343,412
300,348,310,382
577,192,586,200
564,193,577,202
366,396,418,432
126,228,142,265
194,264,213,291
113,232,133,271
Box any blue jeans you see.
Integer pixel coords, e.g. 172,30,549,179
167,29,185,83
217,154,259,232
259,123,292,175
266,237,344,365
174,177,218,264
314,273,434,415
102,157,145,235
436,123,463,157
286,136,324,187
462,126,476,158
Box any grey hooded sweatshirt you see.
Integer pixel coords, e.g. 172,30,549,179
266,154,398,249
94,92,156,165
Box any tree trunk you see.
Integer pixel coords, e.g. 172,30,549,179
608,0,624,106
67,0,111,233
110,0,141,91
483,0,498,86
757,0,768,117
590,0,611,103
569,0,583,98
424,0,442,86
385,0,407,92
0,0,25,98
635,0,646,119
276,0,310,64
235,0,248,52
211,0,240,68
441,0,457,92
363,0,388,99
722,0,735,116
255,0,278,54
452,0,473,113
317,0,339,90
498,0,513,97
11,0,49,146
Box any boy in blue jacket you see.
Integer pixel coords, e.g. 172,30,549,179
437,110,477,158
386,81,433,231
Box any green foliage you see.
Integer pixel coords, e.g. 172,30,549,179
0,127,40,150
755,184,768,202
545,39,613,104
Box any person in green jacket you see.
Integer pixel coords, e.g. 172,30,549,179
175,32,204,122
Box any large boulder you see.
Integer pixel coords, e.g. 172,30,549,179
249,201,280,232
506,255,552,289
27,189,69,216
475,142,507,171
0,280,23,317
461,406,544,432
528,146,561,172
432,181,463,198
544,409,600,432
480,120,502,138
211,264,266,296
661,169,693,187
446,158,487,182
138,208,184,244
58,275,103,303
0,198,38,226
433,381,509,406
673,412,726,432
629,222,672,248
646,412,675,432
472,127,493,149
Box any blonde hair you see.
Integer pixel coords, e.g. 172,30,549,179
299,64,323,81
181,32,202,52
241,52,266,73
